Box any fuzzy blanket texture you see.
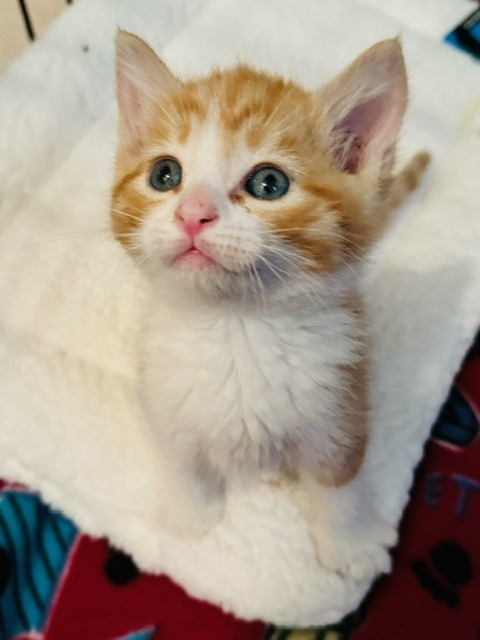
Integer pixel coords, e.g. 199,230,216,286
0,0,479,633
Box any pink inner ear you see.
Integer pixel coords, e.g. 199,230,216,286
117,74,144,143
119,78,140,124
333,94,388,174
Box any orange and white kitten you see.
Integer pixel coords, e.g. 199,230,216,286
111,31,429,579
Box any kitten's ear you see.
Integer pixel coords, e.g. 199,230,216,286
319,39,407,175
115,30,181,149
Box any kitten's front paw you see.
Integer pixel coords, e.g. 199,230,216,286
315,534,392,581
159,498,224,540
312,520,397,582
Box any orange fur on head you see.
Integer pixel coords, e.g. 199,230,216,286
111,31,429,278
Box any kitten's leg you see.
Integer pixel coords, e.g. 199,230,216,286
295,155,430,576
156,449,225,539
289,360,395,581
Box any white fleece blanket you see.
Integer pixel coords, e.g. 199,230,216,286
1,0,480,628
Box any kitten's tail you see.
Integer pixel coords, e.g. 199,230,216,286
386,151,431,212
372,150,431,241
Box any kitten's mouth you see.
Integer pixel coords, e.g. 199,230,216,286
173,245,217,269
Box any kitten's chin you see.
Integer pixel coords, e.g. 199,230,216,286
143,252,235,302
139,249,302,306
142,252,299,306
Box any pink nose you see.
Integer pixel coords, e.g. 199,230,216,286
175,190,219,237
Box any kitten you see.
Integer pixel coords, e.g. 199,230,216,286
111,31,429,580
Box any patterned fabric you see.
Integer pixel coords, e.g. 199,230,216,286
0,490,76,638
0,329,478,640
0,489,264,640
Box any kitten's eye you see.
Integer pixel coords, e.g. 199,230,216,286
149,158,182,191
244,166,290,200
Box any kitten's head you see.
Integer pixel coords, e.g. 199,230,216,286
111,31,407,305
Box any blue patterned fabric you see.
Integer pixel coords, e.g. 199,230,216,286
0,489,77,638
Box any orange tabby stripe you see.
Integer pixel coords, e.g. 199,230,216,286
111,163,155,248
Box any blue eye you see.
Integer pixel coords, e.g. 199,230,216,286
149,158,182,191
245,166,290,200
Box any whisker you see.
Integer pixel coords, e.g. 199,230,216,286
110,207,143,221
252,263,268,310
267,226,367,253
255,253,290,281
261,243,311,271
262,226,368,265
338,256,362,280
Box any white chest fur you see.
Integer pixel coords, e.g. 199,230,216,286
140,294,361,480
